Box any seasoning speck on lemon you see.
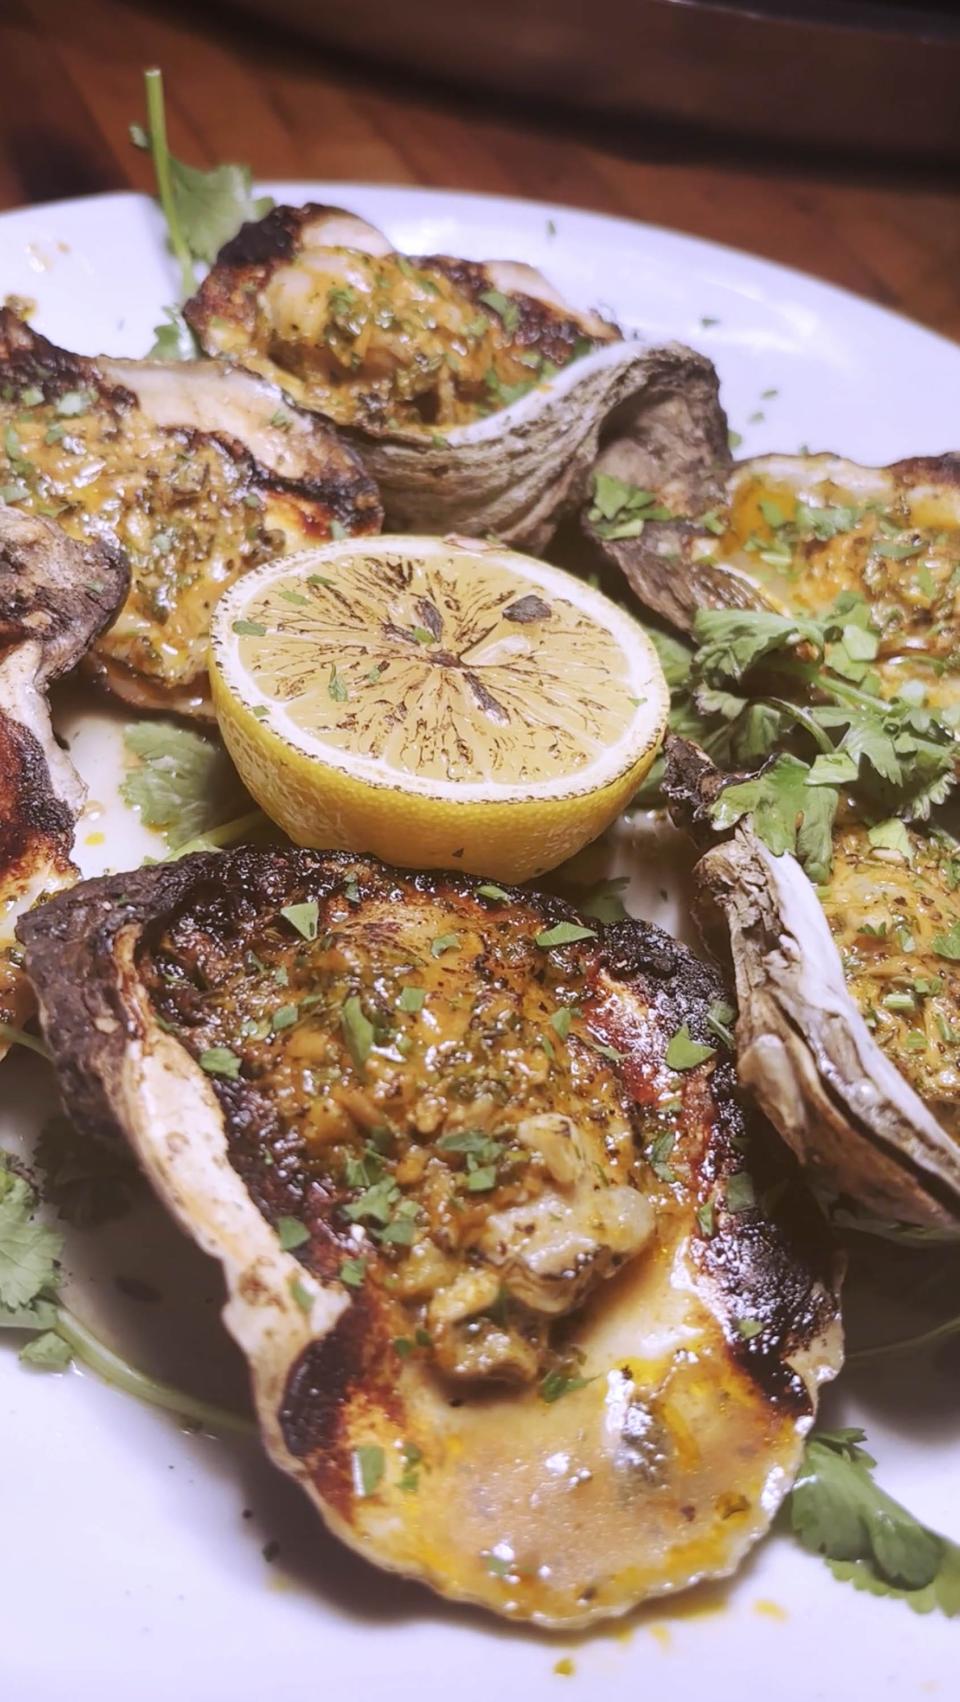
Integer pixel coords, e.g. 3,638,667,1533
208,535,668,880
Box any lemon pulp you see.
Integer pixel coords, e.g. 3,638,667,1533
209,535,667,880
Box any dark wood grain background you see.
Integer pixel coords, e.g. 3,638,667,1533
2,0,959,341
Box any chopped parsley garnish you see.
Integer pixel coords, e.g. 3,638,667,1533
281,900,319,941
476,883,511,901
705,998,736,1048
664,1025,715,1071
587,472,673,541
338,1257,367,1289
198,1046,241,1079
351,1444,385,1498
397,986,426,1013
276,1216,310,1251
648,1131,676,1182
431,933,460,957
534,922,597,949
341,996,374,1069
478,288,520,335
549,1006,573,1039
725,1172,756,1213
696,1199,716,1237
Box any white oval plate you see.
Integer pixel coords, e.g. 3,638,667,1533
1,185,957,1702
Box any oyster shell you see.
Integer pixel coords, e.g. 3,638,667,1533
185,204,727,552
666,736,960,1231
588,445,960,712
0,503,127,1058
0,310,381,718
20,849,841,1625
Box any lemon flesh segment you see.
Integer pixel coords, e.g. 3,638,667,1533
209,535,668,881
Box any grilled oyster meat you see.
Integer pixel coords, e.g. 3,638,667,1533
0,310,381,717
0,503,127,1058
185,205,727,551
20,849,841,1625
666,737,960,1231
590,447,960,710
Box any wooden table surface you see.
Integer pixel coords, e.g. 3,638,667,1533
3,0,959,342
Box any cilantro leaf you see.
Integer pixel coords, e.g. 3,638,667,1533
135,68,272,299
710,754,838,884
281,901,319,941
665,1024,715,1071
341,996,374,1069
535,922,597,949
20,1331,73,1371
578,877,630,925
121,721,249,849
693,607,824,683
790,1428,960,1615
0,1163,62,1310
148,304,198,360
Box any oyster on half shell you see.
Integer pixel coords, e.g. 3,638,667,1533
185,205,728,552
20,850,841,1626
0,503,127,1059
587,444,960,713
666,736,960,1232
0,310,381,718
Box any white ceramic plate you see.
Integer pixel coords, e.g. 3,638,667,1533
1,185,957,1702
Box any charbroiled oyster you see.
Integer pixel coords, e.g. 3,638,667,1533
666,738,960,1232
587,447,960,710
0,311,381,717
20,850,841,1625
185,205,727,551
0,504,127,1058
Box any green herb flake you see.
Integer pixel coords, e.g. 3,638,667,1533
328,665,349,703
339,1257,367,1289
867,819,913,861
737,1317,763,1340
289,1275,313,1314
280,900,319,941
352,1443,385,1498
477,883,511,901
478,288,521,335
539,1368,591,1403
276,1215,310,1250
549,1006,573,1039
933,921,960,962
54,388,91,418
706,999,736,1048
534,921,597,950
665,1024,716,1071
725,1171,756,1213
696,1199,716,1238
198,1046,241,1079
397,986,426,1013
233,618,266,638
431,933,460,957
271,1004,299,1032
341,995,374,1068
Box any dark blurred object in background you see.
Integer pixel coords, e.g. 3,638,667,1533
222,0,960,160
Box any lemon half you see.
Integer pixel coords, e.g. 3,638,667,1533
209,535,668,881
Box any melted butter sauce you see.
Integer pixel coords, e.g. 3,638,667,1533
220,249,599,432
1,378,291,692
142,883,660,1387
820,822,960,1135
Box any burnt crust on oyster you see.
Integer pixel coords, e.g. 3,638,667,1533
20,849,840,1626
0,503,128,1053
0,310,381,718
665,735,960,1232
184,204,725,553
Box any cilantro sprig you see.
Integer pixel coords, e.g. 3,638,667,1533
789,1428,960,1616
132,68,271,354
0,1150,252,1434
664,597,958,879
